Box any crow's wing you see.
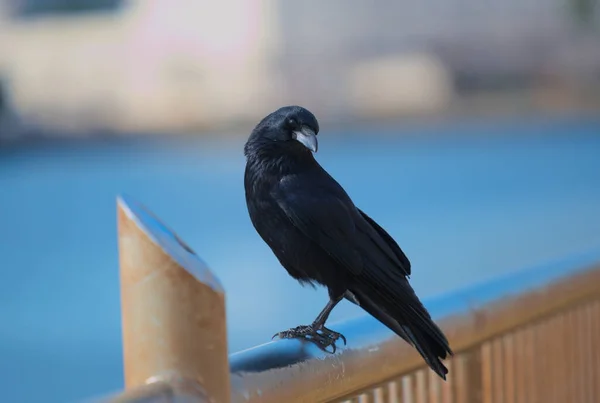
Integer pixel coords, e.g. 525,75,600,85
357,208,411,276
274,183,363,275
274,176,410,277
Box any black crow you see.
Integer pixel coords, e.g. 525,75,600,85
243,106,453,379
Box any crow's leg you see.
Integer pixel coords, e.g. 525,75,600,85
273,295,346,353
310,296,347,344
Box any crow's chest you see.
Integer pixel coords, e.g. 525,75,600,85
247,195,331,280
248,196,307,256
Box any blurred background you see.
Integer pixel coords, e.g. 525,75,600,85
1,0,600,401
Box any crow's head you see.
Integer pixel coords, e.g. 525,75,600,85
245,106,320,157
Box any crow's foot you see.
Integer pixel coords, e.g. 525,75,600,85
272,324,346,353
321,326,347,346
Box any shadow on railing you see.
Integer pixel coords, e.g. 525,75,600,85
89,196,600,403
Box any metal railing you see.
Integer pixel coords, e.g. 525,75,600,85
92,196,600,403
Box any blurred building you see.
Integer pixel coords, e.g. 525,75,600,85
0,0,280,134
0,0,599,136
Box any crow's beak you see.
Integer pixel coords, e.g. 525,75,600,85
293,127,318,153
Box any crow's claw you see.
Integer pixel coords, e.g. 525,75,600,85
321,326,346,345
272,324,346,353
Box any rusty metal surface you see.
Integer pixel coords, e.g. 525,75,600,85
230,249,600,403
337,295,600,403
117,195,230,403
89,377,209,403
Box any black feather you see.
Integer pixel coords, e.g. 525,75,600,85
244,106,453,379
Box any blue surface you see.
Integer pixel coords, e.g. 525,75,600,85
1,116,600,401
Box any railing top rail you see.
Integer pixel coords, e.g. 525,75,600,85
230,247,600,403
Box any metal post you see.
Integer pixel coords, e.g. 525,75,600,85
117,195,230,402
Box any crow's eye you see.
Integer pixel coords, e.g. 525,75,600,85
287,118,297,127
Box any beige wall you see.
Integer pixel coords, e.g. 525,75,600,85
0,0,459,134
0,0,281,133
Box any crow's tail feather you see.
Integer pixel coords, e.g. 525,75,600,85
351,288,452,380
